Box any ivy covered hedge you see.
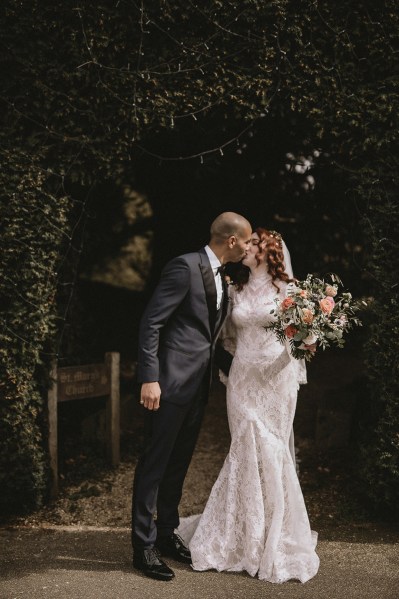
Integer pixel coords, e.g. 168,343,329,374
0,0,398,514
357,179,399,514
0,155,71,512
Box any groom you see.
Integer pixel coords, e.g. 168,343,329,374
132,212,252,581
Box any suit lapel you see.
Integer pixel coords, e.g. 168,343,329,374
214,275,229,339
198,249,217,333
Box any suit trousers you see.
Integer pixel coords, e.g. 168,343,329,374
131,380,207,549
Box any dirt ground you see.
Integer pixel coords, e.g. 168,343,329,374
7,368,399,545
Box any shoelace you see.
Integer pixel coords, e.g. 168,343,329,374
144,547,162,565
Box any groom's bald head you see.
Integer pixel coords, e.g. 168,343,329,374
208,212,252,264
210,212,251,242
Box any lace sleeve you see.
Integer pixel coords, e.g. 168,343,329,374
290,344,307,386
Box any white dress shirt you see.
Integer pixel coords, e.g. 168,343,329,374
204,245,223,310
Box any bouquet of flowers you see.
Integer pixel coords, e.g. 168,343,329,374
268,273,364,361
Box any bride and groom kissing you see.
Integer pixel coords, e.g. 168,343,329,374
132,212,319,583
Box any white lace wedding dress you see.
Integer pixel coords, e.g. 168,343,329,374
178,272,319,583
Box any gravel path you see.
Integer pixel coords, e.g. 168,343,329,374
6,377,398,546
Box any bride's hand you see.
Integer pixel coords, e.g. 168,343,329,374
304,343,317,354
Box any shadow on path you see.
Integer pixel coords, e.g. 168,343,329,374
1,526,398,599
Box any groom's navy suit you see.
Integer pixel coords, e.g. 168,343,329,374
132,248,229,549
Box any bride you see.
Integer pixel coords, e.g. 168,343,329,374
179,227,319,584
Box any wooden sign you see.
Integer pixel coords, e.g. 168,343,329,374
57,363,110,402
48,353,120,497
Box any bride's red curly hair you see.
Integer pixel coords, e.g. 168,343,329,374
236,227,292,292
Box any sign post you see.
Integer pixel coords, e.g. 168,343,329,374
48,352,120,497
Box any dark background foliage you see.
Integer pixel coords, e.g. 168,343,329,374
0,0,398,516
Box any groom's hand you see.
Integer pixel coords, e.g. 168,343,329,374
140,382,161,411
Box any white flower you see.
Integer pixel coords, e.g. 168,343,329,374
286,282,299,296
282,317,294,326
302,332,318,345
334,317,346,328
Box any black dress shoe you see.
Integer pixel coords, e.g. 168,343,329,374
155,532,192,564
133,547,175,581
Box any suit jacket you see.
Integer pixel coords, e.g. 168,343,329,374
137,248,229,405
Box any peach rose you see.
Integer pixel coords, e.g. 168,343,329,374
285,325,298,338
281,297,295,310
319,296,335,314
325,285,338,297
299,290,308,298
301,308,314,324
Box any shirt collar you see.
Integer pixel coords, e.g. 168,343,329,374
204,245,222,270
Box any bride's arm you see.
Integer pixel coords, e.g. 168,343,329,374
281,240,308,386
282,240,305,473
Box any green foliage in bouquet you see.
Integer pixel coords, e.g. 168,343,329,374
268,274,363,361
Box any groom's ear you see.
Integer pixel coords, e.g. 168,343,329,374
228,235,236,248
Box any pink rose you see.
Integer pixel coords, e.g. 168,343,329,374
299,290,308,298
326,296,335,307
319,297,335,314
301,308,314,324
285,325,298,338
325,285,338,297
281,297,295,310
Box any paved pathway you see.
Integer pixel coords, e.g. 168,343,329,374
2,379,399,598
1,525,398,599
